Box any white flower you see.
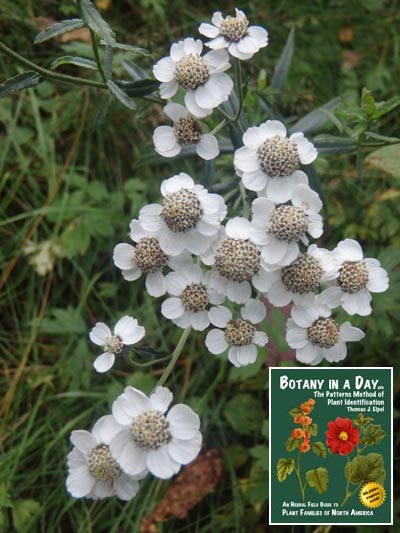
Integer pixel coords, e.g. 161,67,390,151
161,264,224,331
89,316,145,373
286,300,365,365
205,299,268,367
66,415,143,500
266,244,337,307
139,173,226,256
199,8,268,61
201,217,274,304
113,220,191,297
250,184,323,269
234,120,317,202
22,239,65,276
153,103,219,160
110,386,202,480
153,37,233,118
319,239,389,316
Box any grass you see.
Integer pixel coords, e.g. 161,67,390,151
1,0,400,531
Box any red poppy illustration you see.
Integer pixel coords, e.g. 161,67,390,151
326,417,360,455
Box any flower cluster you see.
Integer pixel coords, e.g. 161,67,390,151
291,398,316,453
66,6,390,505
66,386,202,499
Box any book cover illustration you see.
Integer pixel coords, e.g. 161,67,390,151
269,367,392,525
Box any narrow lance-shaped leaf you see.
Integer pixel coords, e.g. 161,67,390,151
116,79,159,97
93,90,111,129
50,56,98,70
291,97,343,134
0,72,41,100
99,40,151,56
107,80,136,110
79,0,115,46
271,28,295,94
33,19,85,44
103,46,113,80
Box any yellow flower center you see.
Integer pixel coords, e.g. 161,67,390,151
339,431,348,441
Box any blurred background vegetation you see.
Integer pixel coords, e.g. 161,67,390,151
0,0,399,531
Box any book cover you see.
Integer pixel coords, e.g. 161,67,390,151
269,367,393,525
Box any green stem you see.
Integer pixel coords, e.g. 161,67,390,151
155,327,191,388
239,181,250,218
210,119,228,135
295,449,306,501
89,28,107,82
0,41,107,89
233,58,244,122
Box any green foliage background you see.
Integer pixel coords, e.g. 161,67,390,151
1,0,399,531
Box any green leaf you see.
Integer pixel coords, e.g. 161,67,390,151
311,441,327,458
0,72,41,99
285,437,300,452
79,0,115,46
107,80,136,110
250,445,269,471
289,407,301,417
361,424,386,447
271,28,295,94
93,90,111,129
277,458,295,482
365,144,400,177
345,453,386,485
99,40,151,56
313,134,357,154
308,423,318,437
223,394,264,436
364,131,400,143
291,97,342,134
306,467,329,494
361,88,377,116
373,94,400,118
33,19,85,44
0,485,12,508
50,56,98,70
131,346,169,360
39,307,86,335
123,60,151,81
116,79,159,97
103,46,113,80
12,500,40,532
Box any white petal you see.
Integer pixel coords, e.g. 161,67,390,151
165,270,190,295
205,329,229,354
121,267,142,281
253,331,268,346
323,343,347,363
199,22,220,38
339,322,365,342
234,344,257,366
194,74,233,109
146,447,181,479
196,218,219,236
109,430,148,476
260,120,287,138
89,322,111,346
184,90,212,118
228,42,253,60
291,184,322,214
241,299,266,324
112,387,151,424
164,102,187,122
296,344,322,365
153,57,176,82
153,126,179,152
266,176,296,203
208,305,231,327
318,286,343,309
291,305,319,327
139,204,163,232
226,280,251,304
168,433,202,465
237,35,262,54
161,297,185,319
307,214,323,238
114,473,139,501
203,49,230,73
211,11,223,26
113,243,136,270
173,313,191,329
162,172,194,195
196,134,219,160
290,132,318,164
227,346,240,367
242,126,266,149
66,466,95,498
267,281,292,306
225,217,251,239
115,316,145,345
342,291,372,316
167,404,200,439
334,239,363,262
145,272,166,297
170,40,186,61
206,35,230,51
261,238,291,264
159,80,179,99
67,447,86,469
366,267,389,293
150,386,173,413
247,25,268,44
234,146,260,173
93,352,115,373
286,323,309,349
242,170,268,192
70,430,97,454
183,37,203,56
91,415,124,445
190,311,210,331
92,480,114,499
